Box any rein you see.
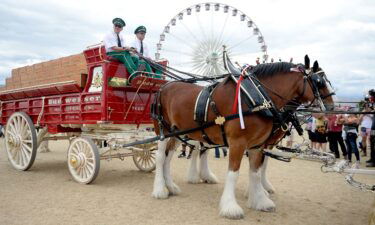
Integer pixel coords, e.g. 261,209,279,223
137,53,231,83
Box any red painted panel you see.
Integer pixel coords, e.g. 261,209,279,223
0,46,168,133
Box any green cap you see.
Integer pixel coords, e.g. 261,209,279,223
134,26,146,34
112,18,126,27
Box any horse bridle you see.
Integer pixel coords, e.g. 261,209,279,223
300,69,335,110
253,67,335,111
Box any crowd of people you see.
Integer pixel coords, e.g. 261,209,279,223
305,105,375,167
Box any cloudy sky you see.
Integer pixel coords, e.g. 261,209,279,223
0,0,374,100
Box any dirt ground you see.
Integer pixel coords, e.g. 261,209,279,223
0,137,374,225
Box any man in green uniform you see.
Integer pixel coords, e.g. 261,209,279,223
130,26,153,76
103,18,142,81
130,26,163,78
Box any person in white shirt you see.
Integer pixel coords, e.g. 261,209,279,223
103,18,140,79
130,26,151,58
359,105,373,156
129,26,153,76
103,18,129,52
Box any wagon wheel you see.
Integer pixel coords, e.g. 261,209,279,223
67,137,100,184
5,112,38,171
132,144,156,172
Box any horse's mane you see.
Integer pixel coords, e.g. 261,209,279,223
252,62,297,78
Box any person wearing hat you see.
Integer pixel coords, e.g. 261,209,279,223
130,26,164,78
129,26,153,76
103,18,141,80
130,26,151,58
103,18,128,52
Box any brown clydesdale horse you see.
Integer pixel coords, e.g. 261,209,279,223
151,55,335,219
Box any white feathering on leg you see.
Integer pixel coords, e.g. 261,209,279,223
260,156,275,194
187,148,201,183
220,171,244,219
163,150,181,195
247,169,275,211
152,139,169,199
199,150,218,184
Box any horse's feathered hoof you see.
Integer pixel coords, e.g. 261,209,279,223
166,183,181,195
262,180,276,194
244,185,270,198
152,188,169,199
200,172,219,184
261,206,276,212
219,203,244,219
248,195,276,212
187,175,201,184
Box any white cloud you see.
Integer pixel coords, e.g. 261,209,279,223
0,0,374,100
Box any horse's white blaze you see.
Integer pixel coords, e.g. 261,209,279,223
220,171,244,219
152,139,169,199
322,74,338,104
163,149,180,195
248,169,275,211
199,150,218,184
260,156,275,194
187,149,200,183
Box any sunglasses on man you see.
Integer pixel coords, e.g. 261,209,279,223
115,25,123,28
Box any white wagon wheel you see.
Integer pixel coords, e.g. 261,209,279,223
5,112,37,171
133,145,156,172
67,137,100,184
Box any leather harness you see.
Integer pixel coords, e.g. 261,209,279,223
150,55,334,152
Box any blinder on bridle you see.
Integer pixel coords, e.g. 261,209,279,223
307,70,335,100
299,67,335,111
310,72,326,89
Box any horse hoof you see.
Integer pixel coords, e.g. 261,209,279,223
187,175,201,184
219,204,244,220
261,206,276,212
200,173,219,184
152,188,169,199
248,196,276,212
262,181,276,194
167,183,181,195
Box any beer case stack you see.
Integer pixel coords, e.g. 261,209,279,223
0,53,87,92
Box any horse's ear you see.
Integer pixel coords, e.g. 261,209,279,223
304,55,310,69
313,61,319,72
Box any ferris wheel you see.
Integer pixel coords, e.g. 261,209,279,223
155,2,268,77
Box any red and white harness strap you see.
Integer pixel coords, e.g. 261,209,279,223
231,65,252,129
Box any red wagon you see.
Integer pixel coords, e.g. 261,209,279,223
0,44,168,184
